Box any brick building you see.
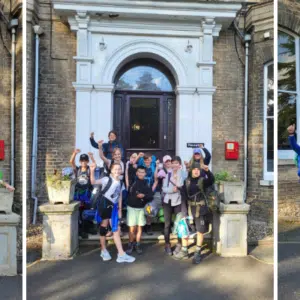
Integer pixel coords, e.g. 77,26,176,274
278,0,300,221
27,0,274,241
0,0,23,263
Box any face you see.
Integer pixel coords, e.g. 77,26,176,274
172,160,181,170
80,160,89,168
111,165,122,177
113,150,122,161
164,160,172,169
192,168,201,178
194,153,202,160
109,132,117,142
136,169,146,180
130,154,137,163
144,157,151,167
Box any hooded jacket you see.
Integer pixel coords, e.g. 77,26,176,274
127,178,154,208
90,137,124,160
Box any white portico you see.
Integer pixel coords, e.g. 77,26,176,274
53,0,241,165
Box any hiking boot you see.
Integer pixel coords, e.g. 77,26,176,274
135,242,143,255
116,253,136,263
193,251,202,264
144,224,153,236
126,242,134,254
173,249,189,260
173,244,182,255
100,249,112,261
164,244,172,256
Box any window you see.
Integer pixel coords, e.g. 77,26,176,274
264,62,274,180
278,30,299,159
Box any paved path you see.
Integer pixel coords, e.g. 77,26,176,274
27,243,273,300
0,276,22,300
279,222,300,300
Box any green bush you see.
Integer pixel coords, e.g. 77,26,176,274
214,171,238,184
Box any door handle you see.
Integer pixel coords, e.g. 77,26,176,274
164,135,167,140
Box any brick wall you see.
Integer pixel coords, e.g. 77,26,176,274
278,0,300,220
27,1,274,240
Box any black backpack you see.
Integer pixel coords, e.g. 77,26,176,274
76,166,91,190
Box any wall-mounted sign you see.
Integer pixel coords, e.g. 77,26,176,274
187,143,204,148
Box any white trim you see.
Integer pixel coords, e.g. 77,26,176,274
263,62,274,181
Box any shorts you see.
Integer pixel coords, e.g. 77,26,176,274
98,196,114,220
126,206,146,227
190,206,210,234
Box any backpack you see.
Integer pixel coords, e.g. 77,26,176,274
76,166,91,189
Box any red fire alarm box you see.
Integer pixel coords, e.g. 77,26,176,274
225,141,239,160
0,140,4,160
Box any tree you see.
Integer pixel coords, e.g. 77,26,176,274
136,72,161,91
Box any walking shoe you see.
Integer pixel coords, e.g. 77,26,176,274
126,242,134,254
100,249,112,261
144,224,153,236
193,251,202,264
173,249,189,260
173,244,182,255
116,253,136,263
135,242,143,255
164,244,173,256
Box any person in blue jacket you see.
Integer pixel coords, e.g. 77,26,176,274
287,124,300,178
90,130,124,160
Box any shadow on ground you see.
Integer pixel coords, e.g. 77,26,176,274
27,243,273,300
0,276,22,300
278,221,300,300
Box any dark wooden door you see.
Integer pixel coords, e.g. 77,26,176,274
114,91,176,161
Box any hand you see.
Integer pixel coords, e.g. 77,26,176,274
287,124,295,135
90,163,96,171
88,152,94,157
184,161,189,167
5,183,15,192
156,160,160,167
137,193,145,199
199,143,204,149
74,149,81,154
90,132,94,138
202,165,209,172
173,186,178,193
97,140,104,147
138,152,144,157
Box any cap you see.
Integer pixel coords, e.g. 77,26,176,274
193,148,205,158
163,155,172,163
79,154,89,161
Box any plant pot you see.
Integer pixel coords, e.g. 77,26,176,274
223,181,244,204
0,189,14,213
47,180,76,205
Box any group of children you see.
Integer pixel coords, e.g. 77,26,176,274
71,130,215,264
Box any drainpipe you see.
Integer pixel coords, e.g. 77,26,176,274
243,34,251,202
9,19,18,186
31,25,43,224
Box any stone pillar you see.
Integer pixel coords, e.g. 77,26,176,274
39,202,79,260
0,213,20,275
217,203,250,257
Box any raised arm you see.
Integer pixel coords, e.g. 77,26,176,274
97,140,110,166
90,163,102,185
89,132,99,150
70,149,80,170
132,152,144,165
88,152,96,164
0,180,15,192
202,148,211,166
202,165,215,188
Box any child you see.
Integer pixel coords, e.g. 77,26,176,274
125,153,138,190
184,144,211,171
0,179,15,192
90,162,135,263
90,131,124,160
132,152,159,235
126,166,154,255
162,156,187,255
174,163,214,264
70,149,94,238
155,155,173,193
287,124,300,178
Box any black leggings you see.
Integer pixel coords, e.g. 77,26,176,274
163,200,181,244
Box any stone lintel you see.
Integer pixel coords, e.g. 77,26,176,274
0,213,20,226
219,203,250,214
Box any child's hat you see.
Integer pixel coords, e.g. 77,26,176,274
193,148,205,158
79,154,89,161
163,155,172,163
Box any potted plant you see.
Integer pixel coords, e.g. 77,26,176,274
214,171,244,204
46,168,76,205
0,183,14,214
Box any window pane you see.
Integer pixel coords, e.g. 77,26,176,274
278,92,296,149
116,66,173,91
278,31,296,92
130,98,160,148
267,64,274,117
267,118,274,172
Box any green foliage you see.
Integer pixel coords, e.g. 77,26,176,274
214,171,238,184
46,173,72,189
